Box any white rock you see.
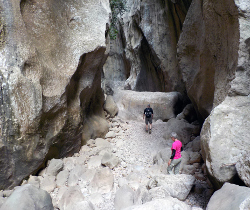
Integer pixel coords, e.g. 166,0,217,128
90,168,114,194
114,185,135,210
40,176,56,193
56,170,69,187
46,159,64,176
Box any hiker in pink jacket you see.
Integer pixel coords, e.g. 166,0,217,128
167,132,183,174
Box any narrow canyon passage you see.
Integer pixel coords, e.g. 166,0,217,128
42,116,210,209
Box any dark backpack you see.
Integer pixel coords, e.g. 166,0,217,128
145,108,152,118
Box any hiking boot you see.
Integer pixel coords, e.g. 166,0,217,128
149,129,151,134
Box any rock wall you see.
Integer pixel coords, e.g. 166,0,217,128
0,0,110,189
103,0,192,94
200,0,250,188
178,0,239,119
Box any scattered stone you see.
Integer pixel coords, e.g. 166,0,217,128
206,183,250,210
46,159,64,176
40,176,56,193
0,184,53,210
105,131,116,138
123,198,192,210
104,95,119,117
101,152,120,169
90,168,114,194
27,175,40,189
148,174,195,201
114,185,135,210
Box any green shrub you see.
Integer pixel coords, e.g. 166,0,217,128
109,0,127,40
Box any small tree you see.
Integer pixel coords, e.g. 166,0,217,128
109,0,127,40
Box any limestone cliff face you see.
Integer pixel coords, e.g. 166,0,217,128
200,0,250,188
178,0,239,119
103,0,192,93
0,0,110,189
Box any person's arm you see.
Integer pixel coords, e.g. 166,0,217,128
168,149,176,166
170,149,176,159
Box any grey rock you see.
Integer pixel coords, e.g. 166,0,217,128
104,95,119,117
236,151,250,187
147,174,195,201
27,175,40,189
0,184,53,210
40,176,56,193
123,198,191,210
90,168,114,194
56,170,69,187
206,183,250,210
105,131,116,138
114,185,135,210
101,152,120,169
201,96,250,186
46,159,64,176
114,90,182,121
58,186,89,210
163,118,200,145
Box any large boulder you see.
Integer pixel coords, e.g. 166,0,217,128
206,183,250,210
0,184,53,210
201,96,250,187
200,0,250,188
81,115,109,144
177,0,239,119
114,90,183,121
147,174,195,201
163,118,200,145
104,95,119,117
0,0,110,189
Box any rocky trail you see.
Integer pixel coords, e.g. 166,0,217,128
0,116,213,210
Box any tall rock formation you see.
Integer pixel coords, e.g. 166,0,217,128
0,0,110,189
200,0,250,188
103,0,192,93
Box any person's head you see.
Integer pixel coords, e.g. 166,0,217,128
147,104,150,108
171,132,178,141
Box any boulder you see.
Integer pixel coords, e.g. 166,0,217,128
27,175,40,189
40,176,56,193
0,184,53,210
147,174,195,201
90,168,114,194
82,116,109,144
206,183,250,210
123,198,191,210
113,90,182,121
236,151,250,187
104,95,119,117
56,170,69,187
0,0,110,189
177,0,239,119
201,96,250,187
46,159,64,176
163,118,200,145
114,185,135,210
58,186,90,210
101,152,120,169
105,131,116,138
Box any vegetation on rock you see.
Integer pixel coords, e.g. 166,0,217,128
109,0,127,39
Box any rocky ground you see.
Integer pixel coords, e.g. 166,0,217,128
0,116,213,210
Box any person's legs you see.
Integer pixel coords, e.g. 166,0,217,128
145,118,149,131
174,158,182,174
149,118,152,130
167,158,181,175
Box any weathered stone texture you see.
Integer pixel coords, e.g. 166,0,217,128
103,0,192,94
0,0,110,189
178,0,239,119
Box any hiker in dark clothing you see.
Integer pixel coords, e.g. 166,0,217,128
143,104,153,134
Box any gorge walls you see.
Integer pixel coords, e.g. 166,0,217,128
0,0,110,189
